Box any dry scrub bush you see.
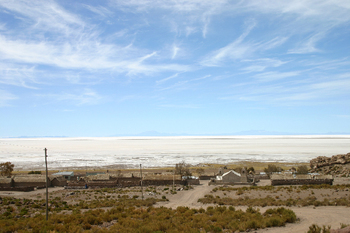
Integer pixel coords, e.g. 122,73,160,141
0,195,297,232
198,194,350,207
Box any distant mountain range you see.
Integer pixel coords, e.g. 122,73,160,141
7,136,69,138
111,130,350,137
4,130,350,138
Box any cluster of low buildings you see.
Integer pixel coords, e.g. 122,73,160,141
0,167,337,192
0,171,200,191
0,171,74,191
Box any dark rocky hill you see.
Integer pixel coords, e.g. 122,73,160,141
310,152,350,177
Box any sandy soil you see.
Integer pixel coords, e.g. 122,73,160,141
155,180,212,209
254,206,350,232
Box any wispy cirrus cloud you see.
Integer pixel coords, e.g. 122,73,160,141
241,58,288,73
0,35,191,81
83,4,113,18
0,62,39,88
156,73,179,85
245,0,350,24
112,0,229,38
200,20,257,66
0,0,194,90
220,72,350,105
172,44,180,59
253,71,300,82
200,22,290,67
288,33,324,54
0,90,17,107
157,74,211,92
0,0,85,35
38,88,103,106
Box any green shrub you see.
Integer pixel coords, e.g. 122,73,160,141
307,224,331,233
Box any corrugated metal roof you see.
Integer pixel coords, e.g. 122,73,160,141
52,171,74,176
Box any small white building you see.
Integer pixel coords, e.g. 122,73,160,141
215,168,249,184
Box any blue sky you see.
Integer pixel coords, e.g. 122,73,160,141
1,0,350,137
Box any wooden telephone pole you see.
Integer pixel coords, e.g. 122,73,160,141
140,164,143,200
44,148,49,221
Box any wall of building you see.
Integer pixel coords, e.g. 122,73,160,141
51,178,67,187
199,175,215,180
87,181,118,188
143,179,183,186
13,181,49,188
271,179,333,186
0,179,12,188
0,187,34,191
184,179,200,185
222,173,241,183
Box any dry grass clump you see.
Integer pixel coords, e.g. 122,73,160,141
307,223,350,233
213,184,350,193
199,193,350,207
0,195,297,232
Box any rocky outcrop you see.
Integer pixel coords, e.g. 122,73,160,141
310,153,350,177
331,226,350,233
310,153,350,169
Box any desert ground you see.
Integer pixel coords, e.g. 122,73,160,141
1,136,350,231
1,178,350,232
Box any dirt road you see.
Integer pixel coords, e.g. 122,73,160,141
155,180,212,209
256,206,350,233
155,181,350,232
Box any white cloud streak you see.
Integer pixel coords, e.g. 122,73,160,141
288,33,324,54
40,89,103,106
83,4,113,18
0,62,38,88
253,71,300,82
0,0,85,35
221,72,350,105
156,73,179,85
241,58,287,73
200,20,256,66
0,90,17,107
0,0,194,89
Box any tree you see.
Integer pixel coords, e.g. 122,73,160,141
0,162,14,177
264,164,283,177
196,168,205,176
297,165,309,174
233,167,242,173
116,170,123,177
175,161,192,176
28,171,41,174
247,167,255,174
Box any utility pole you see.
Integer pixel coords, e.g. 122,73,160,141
173,167,175,193
140,164,143,200
44,148,49,221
